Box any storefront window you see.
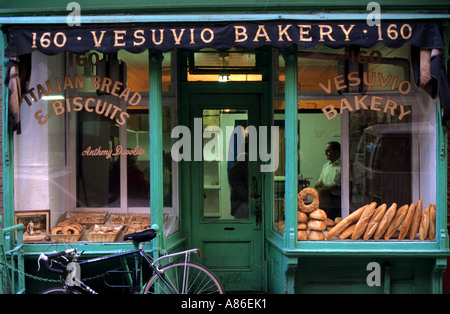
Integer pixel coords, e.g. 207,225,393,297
14,50,178,242
273,44,436,241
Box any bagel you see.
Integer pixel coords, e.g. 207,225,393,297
51,226,64,235
62,225,81,235
297,188,319,213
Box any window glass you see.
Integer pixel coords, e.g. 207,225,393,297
273,44,437,242
13,50,178,242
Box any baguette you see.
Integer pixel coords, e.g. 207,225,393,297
429,204,436,240
325,205,367,240
339,224,356,240
352,202,377,240
363,203,387,240
419,204,430,240
409,199,422,240
384,204,409,240
373,203,397,240
398,203,416,240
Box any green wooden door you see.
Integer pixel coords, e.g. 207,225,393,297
189,93,264,292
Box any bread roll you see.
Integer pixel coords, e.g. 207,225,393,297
398,203,416,240
384,204,408,240
325,218,334,227
298,211,308,223
298,222,307,230
309,209,327,221
307,219,327,231
419,204,430,240
429,204,436,240
297,230,308,241
363,203,387,240
339,224,356,240
374,203,397,240
352,202,377,240
325,205,367,240
409,199,422,240
308,230,325,241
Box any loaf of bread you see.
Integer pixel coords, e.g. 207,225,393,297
384,204,408,240
352,202,377,240
339,224,356,240
308,230,325,241
309,209,327,221
429,204,436,240
373,203,397,240
325,204,367,240
297,230,308,241
398,203,416,240
363,203,387,240
298,211,308,223
419,204,430,240
409,199,422,240
307,219,327,231
298,222,307,230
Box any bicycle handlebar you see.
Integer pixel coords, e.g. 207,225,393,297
38,248,77,275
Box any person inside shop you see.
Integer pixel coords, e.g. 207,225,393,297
315,141,341,220
228,135,249,219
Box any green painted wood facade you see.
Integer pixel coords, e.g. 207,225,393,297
1,0,450,294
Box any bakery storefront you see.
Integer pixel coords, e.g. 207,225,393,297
1,6,450,294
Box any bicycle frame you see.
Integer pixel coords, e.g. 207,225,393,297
68,246,201,294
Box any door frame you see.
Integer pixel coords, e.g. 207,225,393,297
178,82,272,291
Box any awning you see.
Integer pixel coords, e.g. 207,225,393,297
3,20,450,127
4,21,445,56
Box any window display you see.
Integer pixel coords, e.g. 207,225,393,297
273,44,437,242
13,50,178,242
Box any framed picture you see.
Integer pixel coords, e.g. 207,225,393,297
15,210,50,242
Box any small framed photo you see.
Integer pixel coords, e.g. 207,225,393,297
15,210,50,242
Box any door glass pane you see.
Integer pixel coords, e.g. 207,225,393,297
202,109,249,220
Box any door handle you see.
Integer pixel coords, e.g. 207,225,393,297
251,176,261,199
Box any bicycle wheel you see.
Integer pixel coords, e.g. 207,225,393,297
143,261,224,294
39,286,83,294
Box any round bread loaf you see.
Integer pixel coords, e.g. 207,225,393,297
308,230,325,241
307,219,327,231
309,209,327,221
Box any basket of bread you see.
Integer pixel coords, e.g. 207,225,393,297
86,225,124,242
49,221,85,242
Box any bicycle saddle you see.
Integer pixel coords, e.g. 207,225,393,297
123,229,157,242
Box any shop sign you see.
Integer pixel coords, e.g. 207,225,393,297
5,21,444,56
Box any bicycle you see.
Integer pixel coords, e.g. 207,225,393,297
37,229,224,294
